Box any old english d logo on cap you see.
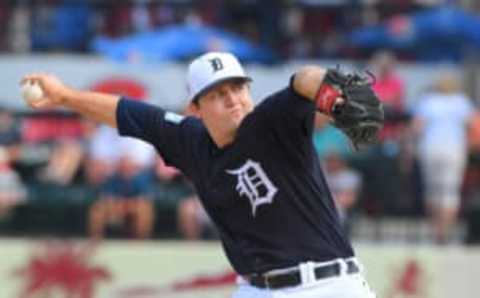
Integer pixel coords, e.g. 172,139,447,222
187,52,251,101
209,58,224,72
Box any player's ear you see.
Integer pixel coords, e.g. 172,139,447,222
186,101,202,118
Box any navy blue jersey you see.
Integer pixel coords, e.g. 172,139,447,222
116,82,354,275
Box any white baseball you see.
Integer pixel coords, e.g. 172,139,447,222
21,81,44,104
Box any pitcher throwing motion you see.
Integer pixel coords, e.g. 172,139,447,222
22,52,383,297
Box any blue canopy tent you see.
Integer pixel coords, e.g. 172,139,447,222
349,6,480,61
91,25,277,64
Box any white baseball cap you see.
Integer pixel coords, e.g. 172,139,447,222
187,52,251,102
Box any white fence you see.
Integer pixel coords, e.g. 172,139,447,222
0,239,479,298
0,54,461,111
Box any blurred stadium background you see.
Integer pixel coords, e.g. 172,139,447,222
2,0,480,297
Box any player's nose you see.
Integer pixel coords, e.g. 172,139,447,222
224,88,239,107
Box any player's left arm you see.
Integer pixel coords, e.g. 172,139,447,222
292,66,347,115
292,66,328,101
292,65,384,149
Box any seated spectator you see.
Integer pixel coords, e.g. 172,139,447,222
84,124,121,188
177,195,216,240
371,51,405,112
152,156,215,239
88,136,156,239
370,50,410,146
323,152,362,233
0,109,25,211
38,139,84,185
0,146,26,218
313,114,352,160
0,107,22,162
18,112,86,184
366,51,417,217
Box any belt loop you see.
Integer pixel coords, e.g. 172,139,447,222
356,259,365,274
348,257,363,274
299,262,314,284
307,261,316,283
264,275,271,289
338,259,347,276
299,262,308,284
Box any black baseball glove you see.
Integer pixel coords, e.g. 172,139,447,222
317,68,384,150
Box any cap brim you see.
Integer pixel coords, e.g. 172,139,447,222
191,76,252,103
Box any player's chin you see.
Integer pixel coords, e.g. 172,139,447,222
224,117,242,132
230,110,247,124
231,116,245,129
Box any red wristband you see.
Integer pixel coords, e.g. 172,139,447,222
315,83,341,115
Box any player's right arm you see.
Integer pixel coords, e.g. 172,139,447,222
21,73,119,128
20,73,199,175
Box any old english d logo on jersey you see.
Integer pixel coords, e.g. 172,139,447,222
226,159,278,217
209,58,224,72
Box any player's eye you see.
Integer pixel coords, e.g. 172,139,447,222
205,91,219,102
232,82,244,91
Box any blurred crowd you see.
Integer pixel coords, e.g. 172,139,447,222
0,50,479,246
0,0,459,60
314,51,480,245
0,0,479,246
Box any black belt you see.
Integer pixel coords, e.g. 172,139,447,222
247,259,359,290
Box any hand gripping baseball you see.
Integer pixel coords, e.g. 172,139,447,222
20,73,71,109
315,69,384,150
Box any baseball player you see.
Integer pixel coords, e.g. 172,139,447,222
21,52,383,297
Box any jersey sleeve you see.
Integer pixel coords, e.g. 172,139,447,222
255,75,317,139
116,97,201,176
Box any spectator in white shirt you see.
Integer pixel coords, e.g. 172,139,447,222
413,72,476,244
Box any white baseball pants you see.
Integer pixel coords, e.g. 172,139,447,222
232,259,376,298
